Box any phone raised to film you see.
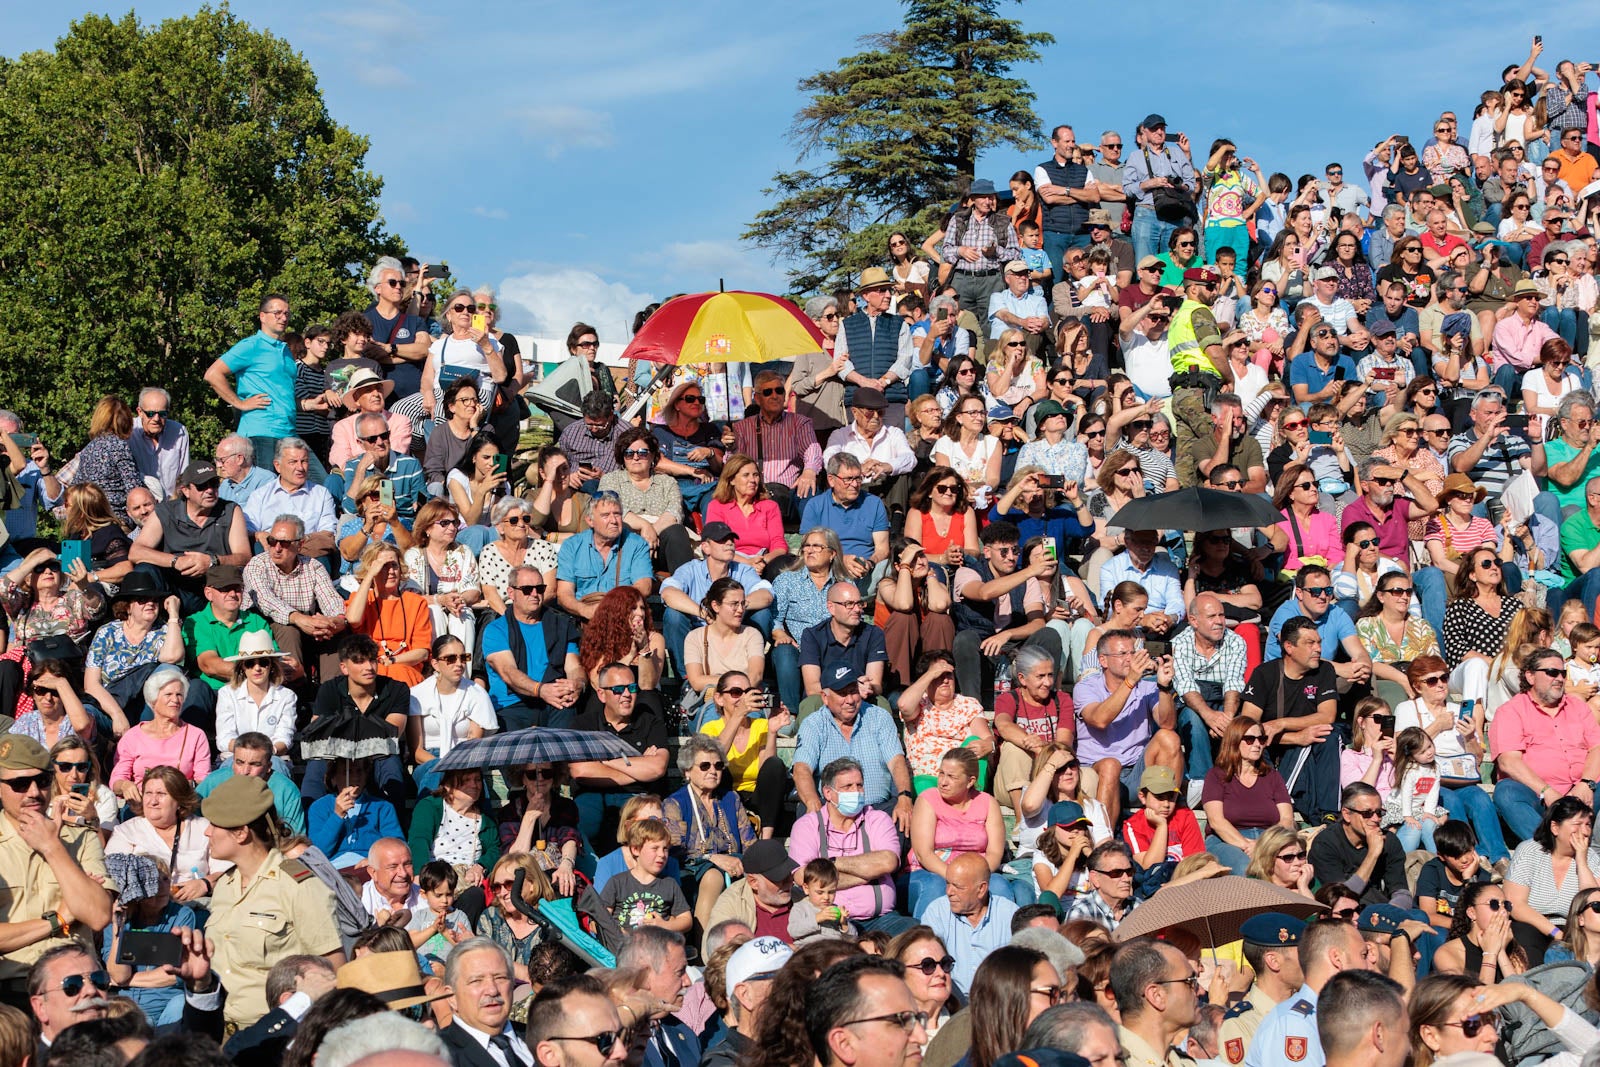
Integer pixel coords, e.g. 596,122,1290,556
59,540,90,575
1503,413,1530,436
377,480,395,509
1309,430,1333,446
1036,474,1065,490
117,932,183,969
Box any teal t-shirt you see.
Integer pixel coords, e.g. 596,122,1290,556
220,331,296,438
1542,438,1600,510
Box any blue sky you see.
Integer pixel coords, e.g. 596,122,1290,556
1,1,1587,342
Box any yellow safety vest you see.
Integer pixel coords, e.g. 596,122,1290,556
1168,298,1220,377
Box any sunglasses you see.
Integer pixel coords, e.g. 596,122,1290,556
1478,558,1501,570
622,448,652,459
524,768,556,781
1477,898,1506,912
433,518,461,529
1419,673,1448,686
434,654,469,665
574,340,599,350
1445,1013,1500,1039
1241,733,1267,744
29,684,61,697
1382,586,1414,597
552,1033,624,1055
759,386,786,398
239,658,275,670
932,484,958,495
1277,850,1307,862
492,880,516,890
265,537,301,548
359,432,390,444
1217,480,1243,489
1370,476,1399,486
679,395,704,405
449,304,472,313
57,972,112,997
1085,429,1107,438
512,584,541,595
719,687,752,698
1345,806,1383,819
1283,420,1307,431
54,760,90,774
605,683,640,695
0,772,49,794
140,409,168,419
907,955,956,975
1531,666,1567,678
1353,537,1379,549
695,760,726,772
1330,906,1360,920
1096,866,1135,878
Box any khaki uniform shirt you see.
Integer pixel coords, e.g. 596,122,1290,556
0,812,110,981
1219,987,1281,1064
1120,1023,1187,1067
208,849,339,1027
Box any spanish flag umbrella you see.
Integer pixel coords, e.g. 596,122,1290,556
620,290,827,366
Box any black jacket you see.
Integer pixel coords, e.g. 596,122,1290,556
224,1005,299,1067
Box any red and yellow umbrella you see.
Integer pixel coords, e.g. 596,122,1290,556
621,291,827,366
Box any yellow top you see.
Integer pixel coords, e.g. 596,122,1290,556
1168,298,1224,376
0,812,110,981
699,716,771,793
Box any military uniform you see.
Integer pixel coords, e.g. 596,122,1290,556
201,777,340,1029
1167,271,1227,463
0,735,115,985
1243,984,1321,1067
1221,912,1305,1064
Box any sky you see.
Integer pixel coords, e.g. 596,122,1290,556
1,0,1590,344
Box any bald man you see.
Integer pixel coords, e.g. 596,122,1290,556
919,852,1019,997
1171,591,1249,784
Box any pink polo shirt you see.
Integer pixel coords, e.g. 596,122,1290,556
1491,314,1559,371
1489,692,1600,793
787,805,899,920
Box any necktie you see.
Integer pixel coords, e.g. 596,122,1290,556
490,1032,521,1066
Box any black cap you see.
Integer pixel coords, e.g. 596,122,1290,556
824,662,862,692
742,839,798,884
1141,113,1167,130
700,521,737,544
179,460,219,488
205,564,244,589
1369,319,1397,338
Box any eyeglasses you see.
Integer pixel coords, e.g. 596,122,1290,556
1444,1013,1501,1039
359,432,390,444
622,448,653,459
833,474,864,484
434,654,469,665
1477,898,1506,912
1419,673,1448,686
1276,850,1307,862
265,537,301,548
843,1011,929,1034
1345,805,1383,819
56,972,112,997
549,1030,625,1055
959,408,984,417
1156,976,1202,993
831,598,865,609
907,955,956,975
604,683,640,695
759,386,786,397
1032,985,1069,1004
695,760,726,772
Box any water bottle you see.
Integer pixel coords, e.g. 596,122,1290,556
995,659,1014,705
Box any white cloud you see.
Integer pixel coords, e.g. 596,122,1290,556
354,63,410,88
639,241,789,294
514,105,616,156
472,206,510,221
497,268,655,343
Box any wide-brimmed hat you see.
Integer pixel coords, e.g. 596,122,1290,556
1439,473,1487,504
336,951,449,1011
224,630,290,663
856,266,895,291
342,368,396,410
1512,279,1543,298
111,570,166,601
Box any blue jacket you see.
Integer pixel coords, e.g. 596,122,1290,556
307,791,402,860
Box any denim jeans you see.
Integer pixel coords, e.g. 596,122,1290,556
770,641,803,727
1206,827,1264,875
1175,706,1216,781
1394,818,1439,853
1043,231,1091,288
1131,207,1182,264
1441,784,1510,863
1493,778,1546,845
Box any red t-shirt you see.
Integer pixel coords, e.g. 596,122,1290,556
753,901,793,944
993,691,1074,741
1421,232,1468,262
1122,807,1205,862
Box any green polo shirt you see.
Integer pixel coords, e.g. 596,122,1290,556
1560,506,1600,583
181,604,273,690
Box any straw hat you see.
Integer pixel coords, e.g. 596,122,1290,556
336,951,449,1011
224,630,290,663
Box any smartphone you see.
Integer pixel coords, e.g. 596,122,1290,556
377,480,394,509
117,931,183,969
470,312,487,333
1309,430,1333,446
1144,639,1170,660
1535,34,1542,45
936,308,949,322
8,433,37,451
70,784,89,797
1504,413,1530,436
59,540,89,575
423,264,448,280
1372,367,1397,381
1457,698,1477,721
1331,206,1344,222
1377,714,1396,739
1334,365,1347,382
493,453,510,476
1044,541,1057,561
1037,474,1065,490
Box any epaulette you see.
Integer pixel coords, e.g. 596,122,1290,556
1289,999,1315,1016
280,857,315,882
1223,999,1253,1020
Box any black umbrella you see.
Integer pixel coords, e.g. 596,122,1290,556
298,711,399,763
1108,487,1281,532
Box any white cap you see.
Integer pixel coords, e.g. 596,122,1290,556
725,936,793,991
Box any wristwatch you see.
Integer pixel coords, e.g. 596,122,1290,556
898,789,915,800
42,911,63,938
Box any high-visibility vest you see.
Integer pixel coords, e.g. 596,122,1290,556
1168,298,1220,377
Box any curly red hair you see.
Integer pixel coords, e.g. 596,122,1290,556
578,586,652,675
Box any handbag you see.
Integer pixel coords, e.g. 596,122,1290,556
1143,145,1195,223
1437,752,1481,786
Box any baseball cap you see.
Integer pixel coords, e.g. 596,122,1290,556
1312,266,1338,282
700,521,737,544
824,662,862,692
1141,113,1167,130
741,839,798,884
1139,766,1179,795
178,460,219,488
1138,254,1163,270
726,937,794,992
1005,260,1030,275
1048,800,1090,828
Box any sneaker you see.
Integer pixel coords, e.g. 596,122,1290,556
1186,780,1205,808
1492,858,1510,883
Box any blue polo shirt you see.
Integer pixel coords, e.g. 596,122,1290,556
481,615,578,709
220,331,297,438
555,532,652,598
798,620,888,682
800,491,888,559
1264,601,1359,660
793,701,904,806
921,893,1020,995
1287,351,1360,410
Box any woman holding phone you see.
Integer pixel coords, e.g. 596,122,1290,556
446,433,510,546
394,287,506,429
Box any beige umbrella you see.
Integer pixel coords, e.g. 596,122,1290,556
1112,876,1325,947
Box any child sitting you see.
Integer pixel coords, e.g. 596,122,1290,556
789,858,857,944
1414,820,1493,930
1383,728,1444,853
407,860,473,975
1305,403,1355,501
1121,766,1203,867
1553,599,1589,658
1074,247,1115,310
599,817,691,934
1565,622,1600,714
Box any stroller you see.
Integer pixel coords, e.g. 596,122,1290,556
510,867,621,968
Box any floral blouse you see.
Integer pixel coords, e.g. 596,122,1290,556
905,694,986,779
597,471,684,524
1372,445,1445,541
1239,305,1291,344
1356,615,1441,665
1331,260,1377,304
403,545,480,597
87,621,169,682
0,581,101,643
65,435,143,522
1423,142,1471,185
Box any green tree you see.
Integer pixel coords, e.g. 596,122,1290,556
0,6,400,454
745,0,1052,295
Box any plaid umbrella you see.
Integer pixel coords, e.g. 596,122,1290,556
433,728,639,773
104,853,161,905
1112,875,1325,947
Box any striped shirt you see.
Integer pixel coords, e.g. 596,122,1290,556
1506,838,1600,923
792,703,906,806
732,412,824,489
1446,429,1531,501
1171,627,1248,699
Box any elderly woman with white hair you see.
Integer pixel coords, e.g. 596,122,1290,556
363,255,433,396
477,497,559,616
786,294,852,437
109,666,213,803
662,733,756,935
392,287,509,436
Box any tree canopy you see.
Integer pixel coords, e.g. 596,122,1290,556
0,6,400,451
744,0,1052,295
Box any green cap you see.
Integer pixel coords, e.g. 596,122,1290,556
201,775,274,829
0,734,49,772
